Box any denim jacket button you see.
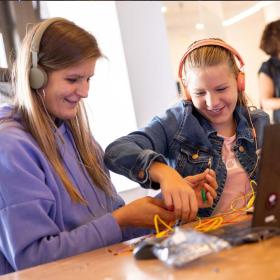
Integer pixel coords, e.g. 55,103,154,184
138,170,145,180
192,153,199,160
239,146,245,153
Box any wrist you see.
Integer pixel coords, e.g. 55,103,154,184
149,162,172,183
112,208,129,229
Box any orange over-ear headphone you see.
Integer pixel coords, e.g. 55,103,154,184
178,39,245,97
178,39,259,175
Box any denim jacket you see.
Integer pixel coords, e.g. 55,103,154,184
104,101,270,217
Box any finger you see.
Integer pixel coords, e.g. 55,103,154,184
163,191,174,211
186,172,206,185
150,197,168,209
180,191,191,222
203,183,217,199
205,173,218,190
208,169,216,178
206,191,214,206
203,183,217,198
188,191,198,221
159,208,176,223
184,175,196,186
172,193,183,220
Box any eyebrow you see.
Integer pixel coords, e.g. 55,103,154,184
66,74,94,78
193,88,205,92
215,83,228,87
193,83,228,90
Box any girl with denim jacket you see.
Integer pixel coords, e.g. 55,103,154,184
104,39,270,220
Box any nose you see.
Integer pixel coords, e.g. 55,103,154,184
77,80,89,98
205,92,219,109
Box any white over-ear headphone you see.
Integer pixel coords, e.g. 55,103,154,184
29,17,65,90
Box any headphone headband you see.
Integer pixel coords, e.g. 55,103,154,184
178,39,245,79
29,17,65,89
30,17,65,68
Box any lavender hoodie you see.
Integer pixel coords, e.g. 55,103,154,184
0,105,149,274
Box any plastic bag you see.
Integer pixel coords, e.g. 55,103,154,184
153,228,231,268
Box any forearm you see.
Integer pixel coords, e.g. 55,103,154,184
148,161,181,184
0,203,122,271
261,97,280,110
105,139,167,189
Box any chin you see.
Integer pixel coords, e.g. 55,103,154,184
57,112,77,121
63,109,78,120
64,114,77,120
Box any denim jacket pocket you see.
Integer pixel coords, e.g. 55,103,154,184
176,146,210,176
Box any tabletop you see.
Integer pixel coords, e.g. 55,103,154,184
2,214,280,280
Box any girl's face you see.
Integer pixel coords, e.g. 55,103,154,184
186,62,238,135
43,58,96,120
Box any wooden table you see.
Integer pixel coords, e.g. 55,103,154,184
2,215,280,280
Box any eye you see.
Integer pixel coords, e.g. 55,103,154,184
66,78,78,84
193,91,206,96
217,87,227,92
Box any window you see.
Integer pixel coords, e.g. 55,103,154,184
0,33,8,68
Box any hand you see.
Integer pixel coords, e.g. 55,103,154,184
148,162,198,222
185,169,218,208
112,197,176,229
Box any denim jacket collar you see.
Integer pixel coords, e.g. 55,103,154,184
177,101,213,152
234,105,255,143
179,101,254,150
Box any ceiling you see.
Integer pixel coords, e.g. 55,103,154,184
162,1,260,30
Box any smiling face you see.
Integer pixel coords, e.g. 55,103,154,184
186,62,238,135
43,59,96,120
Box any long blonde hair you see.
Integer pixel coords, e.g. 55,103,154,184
11,18,112,203
184,39,248,106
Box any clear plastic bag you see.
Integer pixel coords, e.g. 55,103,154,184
153,228,231,268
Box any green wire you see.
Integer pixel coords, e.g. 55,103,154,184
201,189,207,203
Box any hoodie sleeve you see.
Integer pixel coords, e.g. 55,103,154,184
0,128,124,272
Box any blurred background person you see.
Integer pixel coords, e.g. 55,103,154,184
258,19,280,123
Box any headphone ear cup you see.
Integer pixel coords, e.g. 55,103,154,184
29,66,48,90
183,86,192,101
237,71,245,93
180,79,192,101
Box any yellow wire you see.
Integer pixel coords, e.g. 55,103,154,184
154,214,175,238
153,180,257,235
195,216,224,232
230,179,256,211
194,179,257,233
154,214,160,234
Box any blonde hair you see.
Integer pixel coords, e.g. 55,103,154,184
184,39,248,106
11,18,112,203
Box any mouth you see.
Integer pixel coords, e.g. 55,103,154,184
206,106,225,114
64,98,79,106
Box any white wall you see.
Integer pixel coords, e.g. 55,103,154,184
115,1,178,128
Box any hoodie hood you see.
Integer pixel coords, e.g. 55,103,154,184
0,103,14,119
